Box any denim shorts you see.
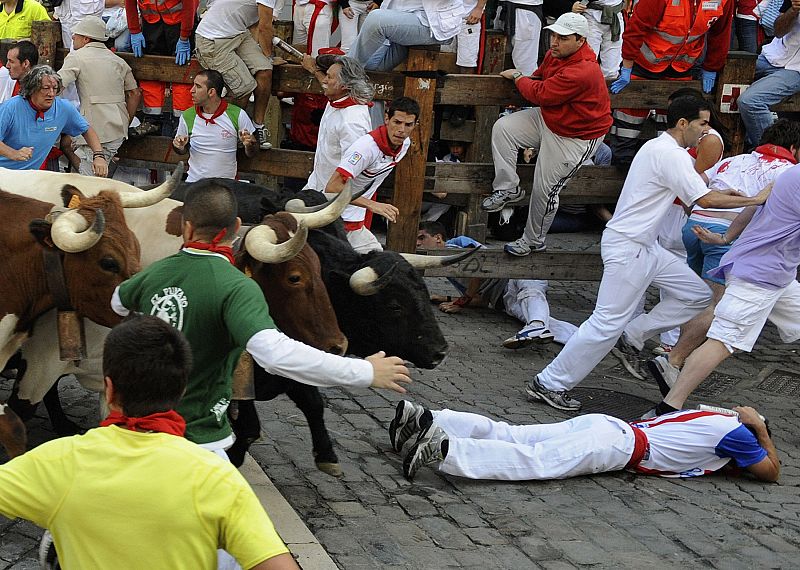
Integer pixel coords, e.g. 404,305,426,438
682,218,730,285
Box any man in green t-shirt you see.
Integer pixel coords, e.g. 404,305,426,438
111,179,412,454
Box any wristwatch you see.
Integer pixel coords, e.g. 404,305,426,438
512,71,523,80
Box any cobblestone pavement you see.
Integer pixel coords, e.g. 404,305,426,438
2,272,800,568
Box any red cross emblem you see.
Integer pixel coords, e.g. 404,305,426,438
720,84,749,114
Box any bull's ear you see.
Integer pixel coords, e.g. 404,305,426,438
29,219,56,250
61,185,86,209
165,205,184,236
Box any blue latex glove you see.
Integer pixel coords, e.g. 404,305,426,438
130,32,145,58
610,67,632,94
175,38,192,66
701,69,717,93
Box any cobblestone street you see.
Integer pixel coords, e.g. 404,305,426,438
2,274,800,569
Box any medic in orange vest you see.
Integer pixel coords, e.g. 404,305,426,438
607,0,734,170
125,0,198,136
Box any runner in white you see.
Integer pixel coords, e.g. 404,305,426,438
526,96,773,412
390,401,779,483
440,0,486,72
172,69,258,182
323,97,419,252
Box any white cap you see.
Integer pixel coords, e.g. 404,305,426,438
544,13,590,38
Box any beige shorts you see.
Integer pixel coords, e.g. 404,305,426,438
195,32,272,99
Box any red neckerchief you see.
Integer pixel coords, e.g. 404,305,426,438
100,409,186,437
330,96,373,109
182,227,235,264
369,125,402,159
12,81,19,96
754,143,798,164
196,100,228,125
27,98,46,120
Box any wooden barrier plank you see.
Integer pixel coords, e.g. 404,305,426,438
422,248,604,280
387,47,440,253
32,20,61,68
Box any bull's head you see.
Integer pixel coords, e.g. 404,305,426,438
239,192,352,356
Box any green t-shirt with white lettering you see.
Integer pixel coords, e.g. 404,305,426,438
118,249,274,444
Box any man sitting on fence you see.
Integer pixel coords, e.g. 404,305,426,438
481,13,612,257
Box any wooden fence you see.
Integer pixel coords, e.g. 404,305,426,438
28,21,800,278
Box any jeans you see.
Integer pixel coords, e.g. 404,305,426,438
730,17,759,53
349,9,449,71
737,54,800,148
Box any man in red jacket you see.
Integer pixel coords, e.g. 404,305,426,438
607,0,733,170
481,13,612,256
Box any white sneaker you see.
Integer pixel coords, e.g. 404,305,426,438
503,323,554,349
481,187,527,212
646,355,680,397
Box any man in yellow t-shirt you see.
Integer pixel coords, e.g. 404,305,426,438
0,316,299,570
0,0,49,40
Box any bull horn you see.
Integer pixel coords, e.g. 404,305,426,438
284,185,371,214
349,263,398,296
50,208,105,253
243,219,309,264
289,182,353,228
118,162,185,208
400,246,480,269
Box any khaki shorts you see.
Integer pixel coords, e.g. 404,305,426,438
195,32,272,99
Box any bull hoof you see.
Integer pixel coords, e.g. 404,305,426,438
316,461,343,478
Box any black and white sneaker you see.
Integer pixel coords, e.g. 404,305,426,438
403,421,448,480
646,355,680,397
389,400,427,452
525,376,582,411
255,126,273,150
611,334,645,380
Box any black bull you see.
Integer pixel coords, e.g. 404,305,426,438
177,180,449,473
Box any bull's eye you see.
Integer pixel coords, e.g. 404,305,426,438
288,274,302,284
99,256,121,274
387,302,402,315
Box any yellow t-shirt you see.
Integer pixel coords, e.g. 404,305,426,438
0,0,50,40
0,426,289,569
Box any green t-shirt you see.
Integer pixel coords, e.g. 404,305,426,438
118,249,274,444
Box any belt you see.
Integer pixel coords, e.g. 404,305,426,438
625,426,649,469
344,220,365,231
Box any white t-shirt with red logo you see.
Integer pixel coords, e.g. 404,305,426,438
335,130,411,222
176,106,255,183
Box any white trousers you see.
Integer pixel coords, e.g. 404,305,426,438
539,229,711,391
293,2,334,55
511,9,542,76
584,12,623,80
339,0,371,52
502,279,577,344
346,226,382,253
434,410,635,480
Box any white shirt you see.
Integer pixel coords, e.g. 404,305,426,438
0,66,16,105
336,131,411,222
197,0,276,39
176,106,255,182
606,132,710,245
761,12,800,72
303,100,372,192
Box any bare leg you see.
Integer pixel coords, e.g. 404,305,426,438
253,69,273,126
663,338,731,409
669,281,725,368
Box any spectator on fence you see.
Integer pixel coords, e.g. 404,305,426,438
731,0,762,52
340,0,378,53
495,0,545,75
349,0,466,71
54,0,104,50
300,52,374,192
646,119,800,399
418,221,578,347
0,65,107,175
607,0,733,171
571,0,624,80
0,39,36,103
528,96,772,412
195,0,276,151
57,16,140,177
481,13,612,257
103,0,133,52
737,0,800,150
172,69,259,182
125,0,197,137
294,0,336,56
440,0,486,73
322,97,418,252
0,0,49,40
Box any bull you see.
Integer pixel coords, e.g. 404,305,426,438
0,182,172,455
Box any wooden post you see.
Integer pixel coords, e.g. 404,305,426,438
461,30,507,241
386,46,440,253
714,51,757,156
31,20,61,68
